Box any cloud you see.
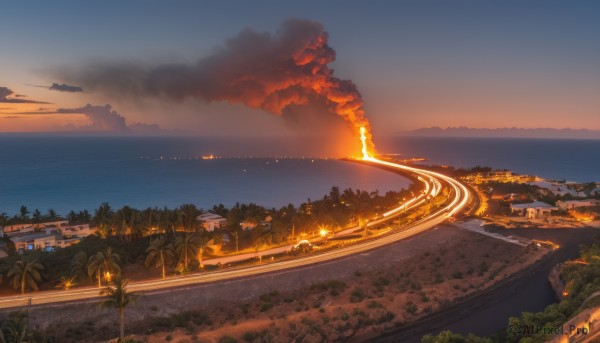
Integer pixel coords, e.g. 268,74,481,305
49,83,83,92
0,86,50,104
57,104,129,131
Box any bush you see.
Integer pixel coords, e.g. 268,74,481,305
310,279,347,296
405,301,417,314
140,310,211,334
219,336,238,343
367,300,383,309
242,331,259,342
350,288,366,303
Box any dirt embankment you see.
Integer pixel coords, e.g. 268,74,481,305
109,227,546,343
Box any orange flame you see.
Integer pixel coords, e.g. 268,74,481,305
360,126,372,159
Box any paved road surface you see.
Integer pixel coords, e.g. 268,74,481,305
0,157,470,309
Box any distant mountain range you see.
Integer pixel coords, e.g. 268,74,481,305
400,127,600,139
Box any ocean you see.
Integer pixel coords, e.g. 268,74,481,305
0,134,598,216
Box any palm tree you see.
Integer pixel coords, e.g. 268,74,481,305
8,258,44,295
196,237,214,268
178,204,201,232
100,277,136,342
1,235,16,255
32,209,42,223
145,237,175,278
18,206,29,222
230,229,241,253
0,312,32,342
94,202,114,228
113,206,138,240
175,232,200,271
88,247,121,287
71,251,88,282
46,208,57,220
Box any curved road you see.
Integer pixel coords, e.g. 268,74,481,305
0,156,470,309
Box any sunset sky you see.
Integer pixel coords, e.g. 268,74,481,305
1,0,599,136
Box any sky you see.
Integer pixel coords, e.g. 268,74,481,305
1,0,599,137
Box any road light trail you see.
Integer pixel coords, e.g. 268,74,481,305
0,157,470,309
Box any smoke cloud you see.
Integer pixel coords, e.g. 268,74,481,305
57,18,373,145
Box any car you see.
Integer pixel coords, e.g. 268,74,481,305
290,240,313,253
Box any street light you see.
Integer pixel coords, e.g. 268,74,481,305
319,228,328,238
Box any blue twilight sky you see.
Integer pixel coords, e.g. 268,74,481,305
0,0,599,136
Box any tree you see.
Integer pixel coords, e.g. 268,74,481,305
100,277,136,342
18,206,29,222
0,312,33,343
114,206,139,240
145,237,175,278
0,213,8,227
196,237,214,268
230,229,241,253
8,257,44,295
88,247,121,287
32,209,42,223
46,208,57,220
175,232,200,271
178,204,201,232
1,235,16,255
94,202,114,228
71,251,88,283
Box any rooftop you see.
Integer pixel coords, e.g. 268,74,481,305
197,213,226,221
11,232,57,242
511,201,558,209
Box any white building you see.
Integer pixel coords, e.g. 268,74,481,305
197,213,227,231
511,201,558,220
556,199,600,211
12,233,58,252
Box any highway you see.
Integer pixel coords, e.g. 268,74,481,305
0,156,470,309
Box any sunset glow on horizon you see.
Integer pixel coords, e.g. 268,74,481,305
0,1,598,138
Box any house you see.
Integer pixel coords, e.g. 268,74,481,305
59,224,97,238
12,233,58,252
511,201,558,220
197,213,227,232
2,220,69,235
556,199,600,211
240,219,258,230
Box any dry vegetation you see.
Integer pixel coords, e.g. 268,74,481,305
85,230,548,343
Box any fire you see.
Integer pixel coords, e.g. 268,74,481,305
360,126,372,160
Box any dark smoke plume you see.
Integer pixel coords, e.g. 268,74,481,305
57,18,373,142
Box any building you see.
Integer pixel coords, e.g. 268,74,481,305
510,201,558,220
2,220,70,235
556,199,600,211
197,213,227,232
12,233,58,252
60,224,97,238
